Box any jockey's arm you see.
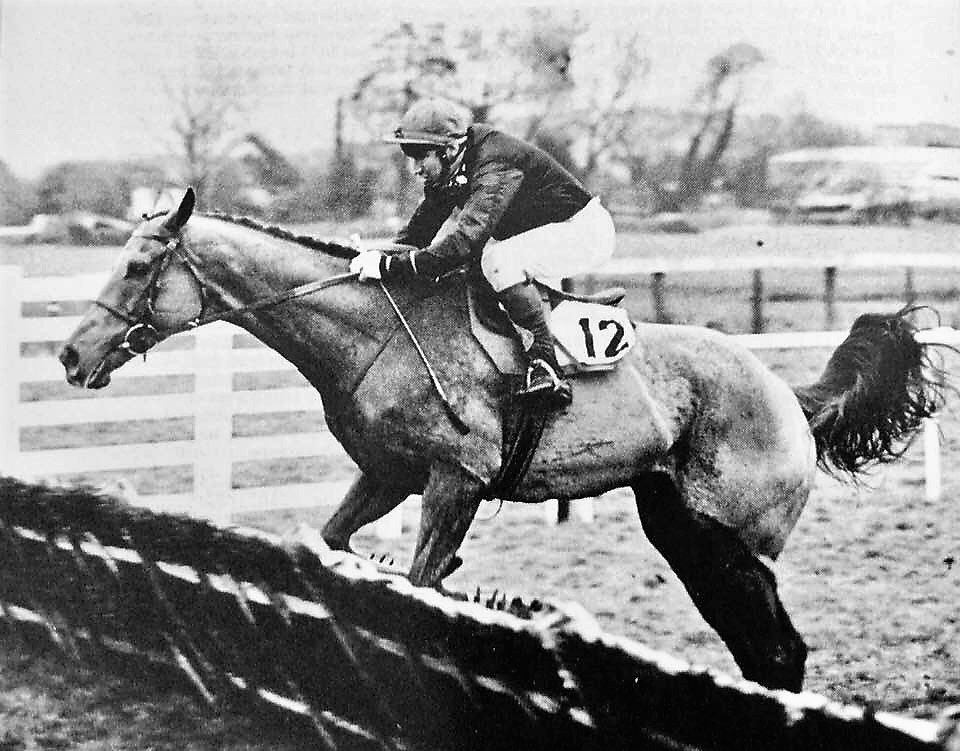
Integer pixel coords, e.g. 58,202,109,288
395,190,458,249
386,163,523,280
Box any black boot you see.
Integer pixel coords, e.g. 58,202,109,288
497,282,572,409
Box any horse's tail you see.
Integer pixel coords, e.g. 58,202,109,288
792,308,945,476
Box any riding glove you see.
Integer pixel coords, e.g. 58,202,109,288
350,250,386,281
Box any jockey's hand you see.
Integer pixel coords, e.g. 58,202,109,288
349,250,386,282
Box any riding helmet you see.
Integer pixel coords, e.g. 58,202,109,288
384,97,471,146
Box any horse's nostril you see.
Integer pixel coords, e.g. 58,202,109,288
59,344,78,369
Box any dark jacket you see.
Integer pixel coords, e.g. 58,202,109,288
389,125,591,280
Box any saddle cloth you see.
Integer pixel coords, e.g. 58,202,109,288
468,281,636,375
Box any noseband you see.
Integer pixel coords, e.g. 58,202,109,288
95,230,359,357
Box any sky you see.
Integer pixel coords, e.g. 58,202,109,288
1,0,957,178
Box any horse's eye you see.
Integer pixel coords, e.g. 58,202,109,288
124,259,150,278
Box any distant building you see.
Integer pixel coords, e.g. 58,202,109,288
769,146,960,186
768,146,960,222
872,123,960,148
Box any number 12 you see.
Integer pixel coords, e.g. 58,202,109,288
578,317,628,358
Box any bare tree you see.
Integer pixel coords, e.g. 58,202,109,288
349,15,579,158
674,43,765,208
350,12,580,134
562,28,651,184
159,45,260,205
348,14,664,203
347,12,589,209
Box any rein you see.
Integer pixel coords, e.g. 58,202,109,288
379,281,470,435
197,272,359,327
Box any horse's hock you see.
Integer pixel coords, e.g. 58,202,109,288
0,476,955,750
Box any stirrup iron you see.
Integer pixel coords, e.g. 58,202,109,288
519,359,572,407
524,358,564,391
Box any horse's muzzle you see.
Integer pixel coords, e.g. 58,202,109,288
59,343,114,388
59,343,83,385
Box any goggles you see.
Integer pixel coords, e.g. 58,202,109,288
400,143,437,160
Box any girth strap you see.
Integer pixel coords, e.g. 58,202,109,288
488,387,549,499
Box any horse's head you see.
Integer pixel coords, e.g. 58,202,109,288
59,188,205,388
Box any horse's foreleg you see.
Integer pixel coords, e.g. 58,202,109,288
408,464,484,588
633,473,807,692
321,472,410,552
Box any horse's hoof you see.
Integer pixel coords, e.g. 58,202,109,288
439,555,463,580
437,585,469,602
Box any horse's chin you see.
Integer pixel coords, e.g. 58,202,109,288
82,350,131,389
83,360,113,389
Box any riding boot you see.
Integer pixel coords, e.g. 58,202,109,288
497,282,572,408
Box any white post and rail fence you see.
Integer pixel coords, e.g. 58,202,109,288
2,258,959,534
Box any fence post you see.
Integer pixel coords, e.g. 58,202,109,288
570,274,595,296
751,269,764,333
824,266,837,329
923,419,941,502
651,272,668,323
904,268,916,306
192,324,235,524
0,267,21,475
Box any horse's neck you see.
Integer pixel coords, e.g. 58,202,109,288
188,220,381,402
190,219,342,302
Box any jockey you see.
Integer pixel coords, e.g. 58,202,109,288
350,97,616,409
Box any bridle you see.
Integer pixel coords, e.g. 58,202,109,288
94,231,208,356
94,230,357,357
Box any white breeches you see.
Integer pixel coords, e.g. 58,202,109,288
480,197,616,291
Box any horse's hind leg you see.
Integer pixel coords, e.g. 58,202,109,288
321,472,410,552
633,473,807,691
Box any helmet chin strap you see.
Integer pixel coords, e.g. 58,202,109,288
435,140,467,188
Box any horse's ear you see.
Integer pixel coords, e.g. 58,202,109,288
166,187,196,231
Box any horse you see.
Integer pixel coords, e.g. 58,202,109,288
59,188,942,692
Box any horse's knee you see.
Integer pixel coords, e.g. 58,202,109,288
634,473,685,546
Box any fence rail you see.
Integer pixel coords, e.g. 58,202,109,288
3,260,959,529
2,265,356,524
584,251,960,332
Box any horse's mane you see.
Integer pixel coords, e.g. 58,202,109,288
198,211,358,259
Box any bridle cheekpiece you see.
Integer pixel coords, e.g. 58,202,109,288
94,230,205,357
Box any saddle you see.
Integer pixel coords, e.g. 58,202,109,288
468,275,636,376
467,274,635,497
